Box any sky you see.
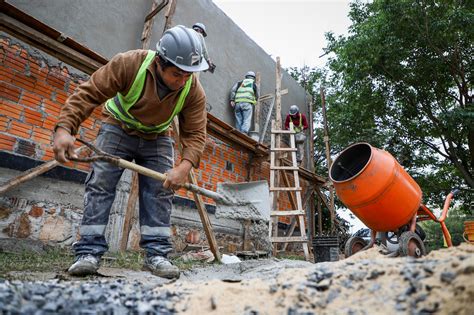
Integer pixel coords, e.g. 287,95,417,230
213,0,365,233
213,0,353,69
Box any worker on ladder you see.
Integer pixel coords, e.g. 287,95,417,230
53,26,208,279
284,105,308,165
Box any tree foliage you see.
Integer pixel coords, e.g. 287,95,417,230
290,0,473,216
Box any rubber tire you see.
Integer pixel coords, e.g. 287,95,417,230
344,236,368,257
399,231,426,258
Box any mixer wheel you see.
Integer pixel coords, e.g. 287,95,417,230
399,231,426,258
344,236,367,257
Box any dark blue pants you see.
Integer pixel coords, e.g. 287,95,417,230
73,123,175,258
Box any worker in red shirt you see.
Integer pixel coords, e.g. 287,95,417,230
284,105,309,165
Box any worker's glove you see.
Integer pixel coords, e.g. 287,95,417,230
208,63,216,73
230,101,235,108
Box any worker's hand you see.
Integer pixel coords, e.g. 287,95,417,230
52,127,77,163
164,159,193,191
230,101,235,108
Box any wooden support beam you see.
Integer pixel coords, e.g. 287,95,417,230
120,0,164,251
163,0,177,32
320,88,336,233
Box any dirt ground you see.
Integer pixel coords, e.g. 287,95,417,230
5,243,474,314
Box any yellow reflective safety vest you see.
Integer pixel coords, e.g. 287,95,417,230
105,50,192,134
235,78,256,104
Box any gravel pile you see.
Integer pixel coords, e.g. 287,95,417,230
1,244,473,314
0,279,180,314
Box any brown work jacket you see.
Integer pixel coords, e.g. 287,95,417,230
55,49,207,168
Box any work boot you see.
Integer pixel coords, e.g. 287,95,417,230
143,255,180,279
68,254,100,276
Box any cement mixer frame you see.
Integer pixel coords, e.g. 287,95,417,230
329,142,459,258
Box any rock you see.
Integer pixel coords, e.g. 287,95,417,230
440,271,456,284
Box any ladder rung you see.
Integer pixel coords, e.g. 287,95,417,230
271,210,305,216
270,166,299,171
271,236,308,243
271,129,295,134
270,187,302,192
270,147,297,152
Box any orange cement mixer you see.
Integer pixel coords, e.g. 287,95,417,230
330,143,457,258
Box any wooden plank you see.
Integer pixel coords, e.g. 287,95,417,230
280,88,288,95
271,236,307,243
163,0,176,32
271,210,305,216
170,116,221,262
275,57,282,128
320,88,336,233
269,187,302,191
270,148,297,152
120,0,162,251
270,129,295,134
120,172,139,251
270,166,299,171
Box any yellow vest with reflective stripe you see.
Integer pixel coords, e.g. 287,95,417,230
105,50,192,134
235,78,256,104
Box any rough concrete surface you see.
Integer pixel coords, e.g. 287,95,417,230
2,243,473,314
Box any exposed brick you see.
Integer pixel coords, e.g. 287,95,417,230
82,128,99,143
10,72,36,90
4,52,26,72
32,127,52,145
19,91,42,109
42,116,57,130
55,90,69,103
33,81,52,99
0,99,23,120
0,66,16,84
46,70,67,90
0,116,8,132
8,120,32,139
0,133,15,151
24,107,43,125
41,147,54,161
82,117,94,130
28,57,48,81
43,99,61,117
0,81,22,103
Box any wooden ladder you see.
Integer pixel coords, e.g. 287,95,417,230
269,120,310,261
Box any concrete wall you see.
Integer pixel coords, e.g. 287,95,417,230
9,0,309,130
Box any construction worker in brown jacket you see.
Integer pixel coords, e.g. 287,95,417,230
53,25,208,279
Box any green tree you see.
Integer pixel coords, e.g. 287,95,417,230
296,0,473,212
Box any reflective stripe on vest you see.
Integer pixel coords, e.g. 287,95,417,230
235,78,256,104
290,113,303,133
105,50,192,134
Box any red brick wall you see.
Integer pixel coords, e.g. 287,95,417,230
0,37,99,172
0,36,297,223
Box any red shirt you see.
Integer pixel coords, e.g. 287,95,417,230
284,113,308,131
